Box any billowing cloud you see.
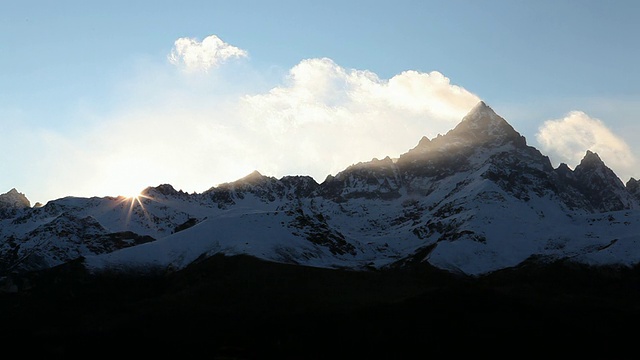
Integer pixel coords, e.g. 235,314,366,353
168,34,247,72
239,58,481,177
536,111,636,181
244,58,478,124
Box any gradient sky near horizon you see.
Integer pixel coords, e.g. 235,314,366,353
2,0,640,205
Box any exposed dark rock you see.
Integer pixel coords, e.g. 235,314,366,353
573,150,636,211
627,177,640,202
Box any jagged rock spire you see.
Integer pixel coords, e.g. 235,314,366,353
628,178,640,202
573,150,635,211
574,150,619,182
578,150,603,167
0,188,31,220
0,188,30,209
448,101,526,147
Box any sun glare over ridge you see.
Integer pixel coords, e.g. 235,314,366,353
126,192,142,201
124,191,152,208
113,189,155,228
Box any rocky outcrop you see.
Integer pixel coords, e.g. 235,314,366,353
0,188,30,219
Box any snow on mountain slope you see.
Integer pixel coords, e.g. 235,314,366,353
3,101,640,277
85,207,343,272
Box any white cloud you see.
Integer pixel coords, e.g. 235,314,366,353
239,58,481,177
535,111,637,181
168,34,248,72
244,58,478,123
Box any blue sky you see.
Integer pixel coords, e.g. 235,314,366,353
2,0,640,205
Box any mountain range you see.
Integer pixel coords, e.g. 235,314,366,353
2,101,640,356
2,101,640,280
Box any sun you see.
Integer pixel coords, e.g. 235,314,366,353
124,191,151,206
116,190,154,227
127,192,142,201
121,187,147,202
115,188,149,210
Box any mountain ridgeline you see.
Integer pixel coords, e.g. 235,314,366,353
2,101,640,278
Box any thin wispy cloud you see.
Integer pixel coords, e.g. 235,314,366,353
536,111,637,181
168,35,248,72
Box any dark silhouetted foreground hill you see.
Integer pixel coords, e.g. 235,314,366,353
1,254,639,358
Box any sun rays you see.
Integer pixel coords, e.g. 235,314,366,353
116,191,155,228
